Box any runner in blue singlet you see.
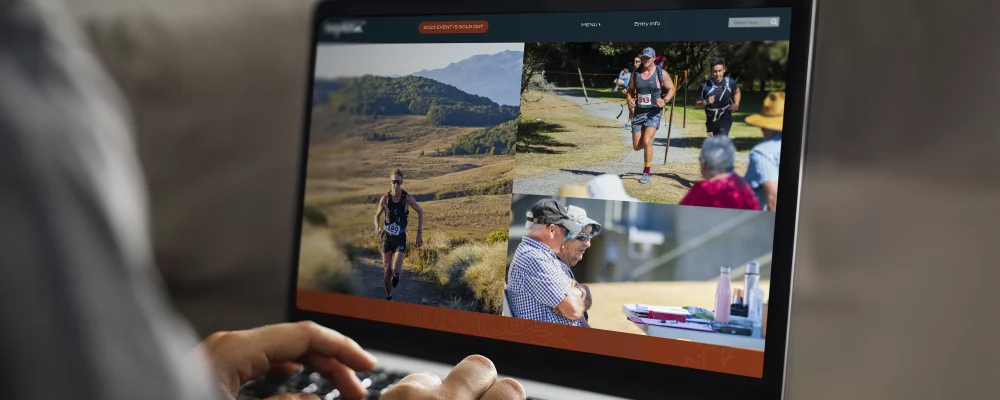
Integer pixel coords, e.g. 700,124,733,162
625,47,676,185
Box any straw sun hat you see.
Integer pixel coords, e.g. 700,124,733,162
744,91,785,132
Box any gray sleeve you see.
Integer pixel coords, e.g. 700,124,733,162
0,0,219,399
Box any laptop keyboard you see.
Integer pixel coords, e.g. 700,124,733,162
237,366,550,400
236,366,408,400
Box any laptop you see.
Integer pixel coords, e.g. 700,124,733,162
240,0,817,398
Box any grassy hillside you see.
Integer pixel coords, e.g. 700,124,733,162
322,75,518,126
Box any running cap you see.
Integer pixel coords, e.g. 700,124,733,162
527,199,581,234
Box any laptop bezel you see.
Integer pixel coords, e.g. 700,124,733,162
288,0,817,398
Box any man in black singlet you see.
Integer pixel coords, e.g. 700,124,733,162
626,47,676,185
374,169,424,301
696,57,742,137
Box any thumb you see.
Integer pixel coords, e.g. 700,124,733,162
264,394,319,400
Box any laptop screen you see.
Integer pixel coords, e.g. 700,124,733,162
298,7,793,379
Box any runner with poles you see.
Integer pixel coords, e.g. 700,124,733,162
626,47,676,184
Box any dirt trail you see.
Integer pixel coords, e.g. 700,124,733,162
351,253,451,307
513,89,748,197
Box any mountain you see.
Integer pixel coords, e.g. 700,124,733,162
412,50,523,107
319,75,518,127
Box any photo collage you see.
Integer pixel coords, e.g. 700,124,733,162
299,40,789,354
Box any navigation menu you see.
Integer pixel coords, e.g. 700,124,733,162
318,8,792,43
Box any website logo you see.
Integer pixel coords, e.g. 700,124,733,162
324,20,366,38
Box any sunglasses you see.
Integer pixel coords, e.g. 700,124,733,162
391,180,402,185
570,231,595,241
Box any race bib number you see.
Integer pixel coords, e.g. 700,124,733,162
638,94,652,107
384,223,402,236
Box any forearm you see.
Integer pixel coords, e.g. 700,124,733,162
763,180,778,211
734,91,742,108
557,287,587,320
417,211,423,231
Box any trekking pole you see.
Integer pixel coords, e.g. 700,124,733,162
663,74,679,165
682,70,688,128
577,67,589,103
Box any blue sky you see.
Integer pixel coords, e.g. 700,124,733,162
315,43,524,78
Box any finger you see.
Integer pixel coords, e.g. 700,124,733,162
482,378,526,400
264,394,319,400
270,361,304,376
395,372,442,389
441,355,497,400
381,377,436,400
300,354,367,400
246,321,377,372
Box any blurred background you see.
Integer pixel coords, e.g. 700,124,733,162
61,0,999,399
509,194,774,283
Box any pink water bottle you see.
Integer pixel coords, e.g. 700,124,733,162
715,266,732,324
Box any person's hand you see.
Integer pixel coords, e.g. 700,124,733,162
729,103,739,112
655,98,666,108
196,321,378,400
627,98,636,110
375,226,383,236
707,95,716,105
381,355,525,400
416,232,424,247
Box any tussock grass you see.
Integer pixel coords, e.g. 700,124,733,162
297,226,355,294
434,241,507,314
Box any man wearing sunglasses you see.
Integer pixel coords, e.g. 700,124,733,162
505,199,587,326
556,206,604,328
374,169,424,301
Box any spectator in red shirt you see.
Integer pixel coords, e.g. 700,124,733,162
679,135,761,210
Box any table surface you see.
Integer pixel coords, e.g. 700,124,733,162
621,305,766,351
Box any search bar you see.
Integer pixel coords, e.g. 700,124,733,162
728,17,780,28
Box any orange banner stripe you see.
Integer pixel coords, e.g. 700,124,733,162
297,289,765,378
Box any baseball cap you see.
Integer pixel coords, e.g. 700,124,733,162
641,47,656,58
566,205,603,238
526,198,581,234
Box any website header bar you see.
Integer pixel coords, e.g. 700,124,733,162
318,8,792,43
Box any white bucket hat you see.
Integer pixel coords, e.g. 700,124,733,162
587,174,639,203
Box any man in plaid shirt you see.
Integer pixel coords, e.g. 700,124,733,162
505,199,588,326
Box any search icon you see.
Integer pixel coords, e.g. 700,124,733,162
728,17,781,28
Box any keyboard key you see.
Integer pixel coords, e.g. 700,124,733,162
324,389,340,400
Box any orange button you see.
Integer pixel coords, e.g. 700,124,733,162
418,21,489,34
